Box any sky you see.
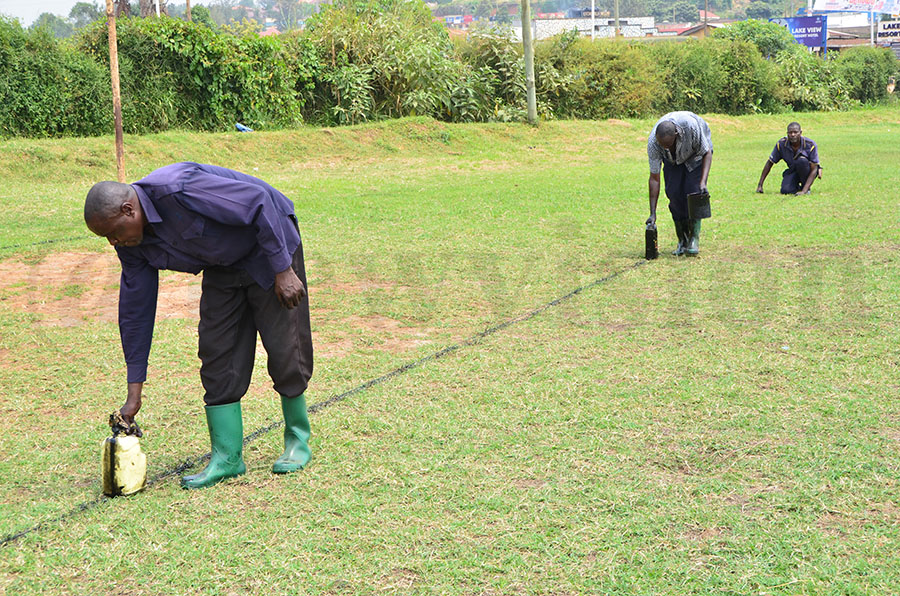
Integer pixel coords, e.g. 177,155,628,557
0,1,211,26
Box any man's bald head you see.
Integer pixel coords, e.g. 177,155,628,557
84,181,146,247
84,181,134,226
655,120,677,145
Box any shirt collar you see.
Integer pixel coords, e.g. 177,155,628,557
132,184,162,224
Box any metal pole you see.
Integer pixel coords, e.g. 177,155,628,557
105,0,126,183
591,0,595,40
520,0,537,125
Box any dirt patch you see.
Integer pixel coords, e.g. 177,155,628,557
0,252,436,359
339,314,435,354
681,525,727,541
606,119,633,128
0,251,200,326
513,478,547,490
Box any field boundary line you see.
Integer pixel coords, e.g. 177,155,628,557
0,258,646,549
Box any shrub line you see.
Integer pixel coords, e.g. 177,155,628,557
0,258,646,549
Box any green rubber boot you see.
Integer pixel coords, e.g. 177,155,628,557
685,218,701,256
672,220,688,256
272,394,312,474
181,402,246,489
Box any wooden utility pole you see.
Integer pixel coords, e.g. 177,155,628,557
520,0,537,125
106,0,126,182
185,0,192,21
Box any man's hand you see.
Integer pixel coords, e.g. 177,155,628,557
795,189,811,196
756,184,764,194
120,382,143,424
274,267,306,309
699,184,708,195
645,213,656,227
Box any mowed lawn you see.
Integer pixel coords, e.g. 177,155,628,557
0,107,898,595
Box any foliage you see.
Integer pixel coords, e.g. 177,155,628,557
0,18,109,137
0,4,895,137
648,38,782,115
831,46,899,103
456,24,525,119
303,0,477,124
775,49,856,111
712,18,799,58
534,34,664,119
78,16,303,132
744,1,779,20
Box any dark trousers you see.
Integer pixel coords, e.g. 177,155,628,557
663,162,703,221
198,242,313,406
781,157,814,194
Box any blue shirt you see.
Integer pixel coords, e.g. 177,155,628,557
116,162,301,383
768,136,819,169
647,111,713,175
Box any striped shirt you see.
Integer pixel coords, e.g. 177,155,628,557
647,112,713,175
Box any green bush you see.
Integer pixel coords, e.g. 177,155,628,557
649,38,782,115
831,46,898,103
535,35,663,119
303,0,469,124
79,17,303,133
775,50,856,111
0,18,109,137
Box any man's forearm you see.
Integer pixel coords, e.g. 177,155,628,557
700,151,713,188
648,175,660,216
758,160,773,188
799,163,819,193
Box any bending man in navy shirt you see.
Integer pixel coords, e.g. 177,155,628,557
756,122,820,195
646,111,713,256
84,163,314,489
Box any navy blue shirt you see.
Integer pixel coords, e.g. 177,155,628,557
769,136,819,169
116,162,301,383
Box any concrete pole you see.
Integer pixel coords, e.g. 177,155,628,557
591,0,595,40
870,12,875,45
615,0,620,37
156,0,161,17
520,0,537,125
105,0,126,183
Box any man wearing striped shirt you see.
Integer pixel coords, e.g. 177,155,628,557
645,111,713,256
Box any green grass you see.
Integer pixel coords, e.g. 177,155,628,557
1,107,899,595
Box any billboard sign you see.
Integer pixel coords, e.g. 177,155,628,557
813,0,900,13
770,16,828,48
878,20,900,41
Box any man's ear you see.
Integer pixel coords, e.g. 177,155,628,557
121,200,135,218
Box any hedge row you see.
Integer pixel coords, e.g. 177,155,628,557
0,7,897,138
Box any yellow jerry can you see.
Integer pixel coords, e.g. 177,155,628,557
101,434,147,497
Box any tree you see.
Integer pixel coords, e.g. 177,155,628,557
70,2,103,29
713,18,799,56
745,1,777,19
31,13,74,38
671,0,699,21
190,5,218,27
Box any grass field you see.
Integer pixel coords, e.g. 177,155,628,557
1,107,899,595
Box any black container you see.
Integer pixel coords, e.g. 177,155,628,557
645,224,658,260
687,191,711,219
